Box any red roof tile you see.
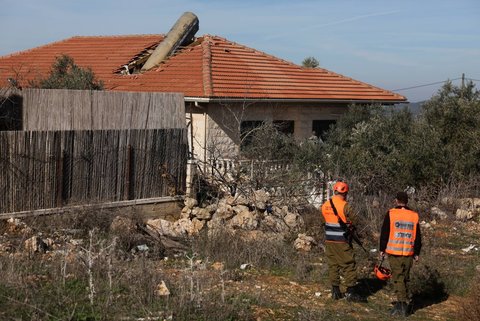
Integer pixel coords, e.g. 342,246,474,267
0,34,406,102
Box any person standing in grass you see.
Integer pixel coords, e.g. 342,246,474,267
380,191,422,317
321,181,366,302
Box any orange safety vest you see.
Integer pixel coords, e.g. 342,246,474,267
321,195,349,243
386,208,419,256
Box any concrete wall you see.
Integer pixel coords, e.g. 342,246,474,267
188,101,349,161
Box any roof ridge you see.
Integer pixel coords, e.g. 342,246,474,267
71,34,166,39
203,34,302,68
201,38,214,96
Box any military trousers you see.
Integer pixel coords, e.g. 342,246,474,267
325,242,357,287
388,254,413,302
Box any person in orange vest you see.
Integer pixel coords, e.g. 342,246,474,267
379,191,422,317
321,181,366,302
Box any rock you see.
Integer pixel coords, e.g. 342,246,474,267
440,197,455,206
261,215,290,234
473,198,480,208
0,241,13,253
227,194,248,206
431,207,448,220
147,218,184,238
214,204,235,220
24,236,48,254
6,218,33,235
458,198,480,210
180,208,192,219
294,233,316,252
184,197,198,209
190,218,205,235
173,218,194,236
205,203,218,214
207,215,230,233
136,244,149,252
43,238,55,248
253,189,269,210
240,263,251,270
232,205,250,215
284,212,304,230
456,209,474,220
155,281,170,296
192,207,212,220
229,210,258,230
420,221,432,229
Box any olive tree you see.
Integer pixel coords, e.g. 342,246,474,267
31,54,104,90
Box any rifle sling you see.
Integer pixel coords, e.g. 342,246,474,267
329,199,347,226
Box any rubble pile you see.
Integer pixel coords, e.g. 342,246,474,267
146,190,307,244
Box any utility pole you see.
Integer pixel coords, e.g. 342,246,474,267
461,73,465,99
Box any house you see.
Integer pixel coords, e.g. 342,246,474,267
0,20,406,165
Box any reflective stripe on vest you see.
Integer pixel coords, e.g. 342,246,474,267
321,196,348,243
386,208,418,256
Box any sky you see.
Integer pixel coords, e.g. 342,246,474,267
1,0,479,102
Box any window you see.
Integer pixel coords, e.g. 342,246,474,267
240,120,295,149
312,120,336,140
240,120,264,147
273,120,294,135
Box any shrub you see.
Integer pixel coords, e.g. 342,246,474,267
31,55,104,90
320,81,480,196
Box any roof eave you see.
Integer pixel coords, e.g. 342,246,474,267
185,96,408,105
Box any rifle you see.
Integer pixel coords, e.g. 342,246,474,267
329,199,368,253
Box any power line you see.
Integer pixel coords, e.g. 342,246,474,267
392,78,461,91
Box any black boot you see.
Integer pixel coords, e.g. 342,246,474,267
331,286,344,300
345,286,367,303
390,301,408,317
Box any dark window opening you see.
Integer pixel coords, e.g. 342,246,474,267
312,120,336,141
273,120,294,135
240,120,264,148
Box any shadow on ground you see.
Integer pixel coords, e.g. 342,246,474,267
410,265,449,313
357,277,386,298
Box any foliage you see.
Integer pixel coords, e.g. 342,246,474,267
320,81,480,195
241,122,299,161
301,56,320,68
31,54,104,90
420,81,480,182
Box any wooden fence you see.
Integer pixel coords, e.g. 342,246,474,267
0,129,187,214
0,89,185,131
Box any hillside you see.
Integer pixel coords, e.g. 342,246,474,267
0,194,478,320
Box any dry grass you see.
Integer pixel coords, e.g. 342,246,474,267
460,275,480,321
2,179,480,320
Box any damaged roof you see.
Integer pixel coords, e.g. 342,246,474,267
0,34,406,102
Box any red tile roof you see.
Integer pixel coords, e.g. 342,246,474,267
0,34,406,102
